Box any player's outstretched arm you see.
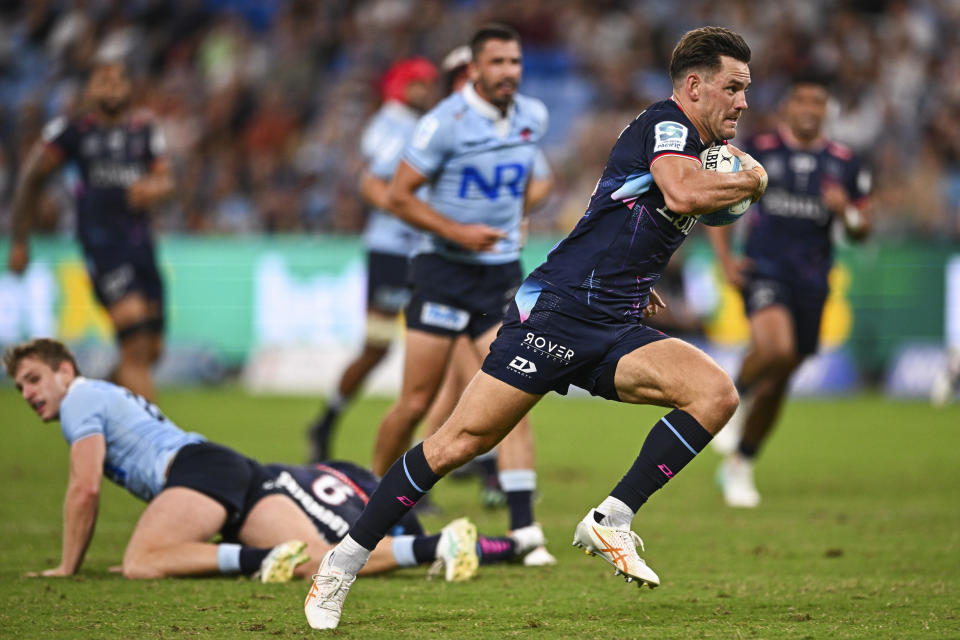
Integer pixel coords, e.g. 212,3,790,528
28,436,106,577
8,143,62,274
652,154,764,216
388,160,505,251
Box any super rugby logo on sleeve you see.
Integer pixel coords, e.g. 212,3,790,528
653,121,688,153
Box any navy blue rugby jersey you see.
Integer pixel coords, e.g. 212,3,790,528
262,462,375,543
742,130,870,293
530,99,712,322
41,112,165,250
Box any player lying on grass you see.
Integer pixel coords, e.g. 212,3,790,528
5,338,533,582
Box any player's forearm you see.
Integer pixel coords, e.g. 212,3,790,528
360,173,391,210
389,191,461,240
9,175,45,241
705,225,735,263
59,485,100,574
525,176,553,210
130,175,174,209
682,171,760,216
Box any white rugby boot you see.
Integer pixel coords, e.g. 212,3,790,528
428,517,479,582
718,454,761,508
572,510,660,588
509,523,557,566
256,540,309,583
711,392,751,456
304,550,356,630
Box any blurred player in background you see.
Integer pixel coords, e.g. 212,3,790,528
6,338,530,582
8,61,172,402
421,45,555,509
305,26,767,630
707,74,871,507
366,24,553,561
307,58,438,463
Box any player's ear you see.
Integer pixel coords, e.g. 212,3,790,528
686,73,701,101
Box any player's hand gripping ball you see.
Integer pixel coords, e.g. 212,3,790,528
698,144,754,226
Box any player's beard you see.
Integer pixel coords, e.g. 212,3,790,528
477,77,516,111
98,96,130,117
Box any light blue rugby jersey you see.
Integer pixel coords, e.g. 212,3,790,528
58,378,205,502
361,101,425,257
404,83,548,265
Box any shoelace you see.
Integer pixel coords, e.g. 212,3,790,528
310,574,349,610
607,527,646,555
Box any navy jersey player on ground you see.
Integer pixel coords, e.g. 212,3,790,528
306,57,439,462
6,338,521,583
304,26,768,630
368,24,552,561
261,462,544,589
8,61,172,402
706,75,871,508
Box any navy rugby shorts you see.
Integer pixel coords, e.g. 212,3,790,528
366,251,412,315
164,442,281,540
84,242,164,310
482,279,668,400
741,275,826,357
405,253,522,338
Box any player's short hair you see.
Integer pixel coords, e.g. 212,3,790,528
669,26,751,85
788,70,832,92
470,23,521,60
3,338,80,378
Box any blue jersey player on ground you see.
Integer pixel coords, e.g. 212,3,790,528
8,61,173,403
305,26,768,630
6,338,526,583
706,74,871,508
368,24,552,563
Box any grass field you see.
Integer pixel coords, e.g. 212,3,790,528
1,388,958,639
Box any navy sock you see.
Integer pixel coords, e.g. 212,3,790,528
349,443,441,550
478,536,517,565
610,409,713,512
238,546,272,576
479,456,498,480
737,439,759,459
412,534,441,564
505,491,534,530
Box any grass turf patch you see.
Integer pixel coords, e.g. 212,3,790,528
1,388,957,638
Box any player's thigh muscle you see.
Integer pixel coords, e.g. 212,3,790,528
108,292,152,328
614,338,733,408
748,304,797,361
125,487,227,555
398,329,455,398
237,493,327,548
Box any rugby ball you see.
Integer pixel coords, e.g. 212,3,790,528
698,145,751,226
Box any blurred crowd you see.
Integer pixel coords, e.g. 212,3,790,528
1,0,959,239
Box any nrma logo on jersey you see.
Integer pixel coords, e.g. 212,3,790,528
459,163,527,199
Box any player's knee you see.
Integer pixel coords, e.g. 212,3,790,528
121,557,164,580
758,343,797,376
398,393,433,421
434,434,491,474
712,377,740,425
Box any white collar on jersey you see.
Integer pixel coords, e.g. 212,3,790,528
381,99,421,122
462,82,515,138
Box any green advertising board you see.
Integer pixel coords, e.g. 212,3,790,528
0,235,955,377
